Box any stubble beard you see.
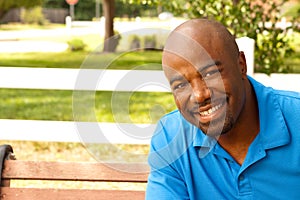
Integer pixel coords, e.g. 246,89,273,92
198,108,234,138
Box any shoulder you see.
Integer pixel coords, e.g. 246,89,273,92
273,90,300,129
273,89,300,101
249,76,300,109
157,110,184,131
272,89,300,111
151,110,194,145
148,110,196,167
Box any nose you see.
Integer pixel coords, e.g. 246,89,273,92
190,79,211,104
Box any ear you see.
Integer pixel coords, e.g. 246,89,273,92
238,51,247,79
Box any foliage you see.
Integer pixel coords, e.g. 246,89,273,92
283,3,300,19
43,0,69,9
43,0,157,20
0,0,43,20
67,38,87,51
20,6,48,25
159,0,299,74
0,0,43,10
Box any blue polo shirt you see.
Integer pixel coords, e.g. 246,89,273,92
146,77,300,200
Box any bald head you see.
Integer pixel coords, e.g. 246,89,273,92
174,19,234,39
163,19,239,63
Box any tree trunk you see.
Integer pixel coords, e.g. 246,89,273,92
232,0,239,6
0,10,8,22
102,0,116,52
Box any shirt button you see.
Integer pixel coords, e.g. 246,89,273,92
227,159,234,164
239,175,245,181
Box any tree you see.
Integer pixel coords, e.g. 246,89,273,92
102,0,159,52
158,0,298,74
0,0,43,21
102,0,116,52
124,0,298,73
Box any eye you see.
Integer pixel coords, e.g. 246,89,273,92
173,82,188,91
202,68,219,80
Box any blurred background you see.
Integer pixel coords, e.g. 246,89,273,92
0,0,299,179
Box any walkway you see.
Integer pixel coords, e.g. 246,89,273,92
0,19,184,53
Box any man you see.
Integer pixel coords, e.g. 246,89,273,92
146,18,300,199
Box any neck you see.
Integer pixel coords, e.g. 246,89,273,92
218,80,259,165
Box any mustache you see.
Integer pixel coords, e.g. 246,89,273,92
190,97,228,113
190,99,212,112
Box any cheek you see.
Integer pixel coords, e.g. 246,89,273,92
206,76,226,93
173,88,191,112
173,91,190,111
174,95,182,110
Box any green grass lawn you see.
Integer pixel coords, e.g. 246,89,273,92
0,51,163,69
0,23,65,31
0,89,175,123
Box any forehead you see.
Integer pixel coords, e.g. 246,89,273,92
162,31,221,75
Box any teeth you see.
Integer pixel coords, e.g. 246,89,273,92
200,103,222,116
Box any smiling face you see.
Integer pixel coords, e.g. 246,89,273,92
163,19,248,137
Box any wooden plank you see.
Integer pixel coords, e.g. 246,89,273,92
0,119,154,144
2,160,149,182
0,188,145,200
0,180,10,187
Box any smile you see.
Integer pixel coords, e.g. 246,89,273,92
199,103,223,116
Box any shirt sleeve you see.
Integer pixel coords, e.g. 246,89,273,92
146,165,189,199
145,119,189,200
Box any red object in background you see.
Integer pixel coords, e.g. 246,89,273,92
66,0,78,5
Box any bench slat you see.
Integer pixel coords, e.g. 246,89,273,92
2,160,149,182
0,187,145,200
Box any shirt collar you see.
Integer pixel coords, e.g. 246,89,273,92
248,76,290,150
193,129,217,158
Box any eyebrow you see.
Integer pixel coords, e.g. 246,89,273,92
198,61,222,74
170,75,185,85
169,60,222,85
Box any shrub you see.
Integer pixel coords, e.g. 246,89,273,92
144,35,157,50
129,35,141,50
20,6,48,25
163,0,299,74
67,38,86,51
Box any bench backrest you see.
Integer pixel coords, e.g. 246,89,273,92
1,160,149,200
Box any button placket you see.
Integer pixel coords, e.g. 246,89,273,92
237,173,252,196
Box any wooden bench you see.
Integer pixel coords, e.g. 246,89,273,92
0,159,149,200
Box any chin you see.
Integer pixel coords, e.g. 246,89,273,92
199,117,234,138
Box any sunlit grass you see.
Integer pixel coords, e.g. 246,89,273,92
0,23,65,31
0,52,87,68
0,89,175,123
0,50,162,69
11,179,147,191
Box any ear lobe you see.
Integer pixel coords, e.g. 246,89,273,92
239,51,247,78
